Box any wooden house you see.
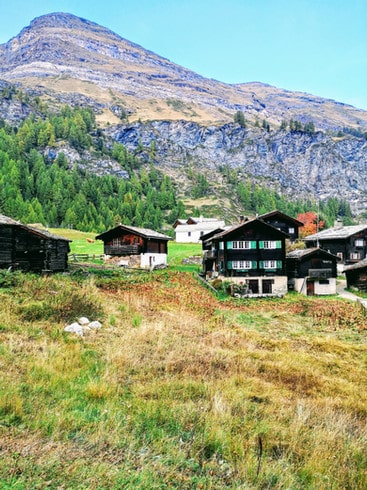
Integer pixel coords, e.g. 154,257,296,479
259,210,303,242
303,224,367,267
286,247,338,295
174,216,226,243
343,259,367,292
96,224,171,268
202,218,288,296
0,214,71,272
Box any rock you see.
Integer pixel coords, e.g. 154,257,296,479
88,320,102,329
78,317,90,325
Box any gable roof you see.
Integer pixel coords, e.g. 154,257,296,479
259,210,303,226
210,217,289,241
287,247,338,260
0,214,71,242
173,217,225,228
96,224,172,241
304,224,367,241
343,258,367,272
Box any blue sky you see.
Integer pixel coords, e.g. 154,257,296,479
1,0,366,110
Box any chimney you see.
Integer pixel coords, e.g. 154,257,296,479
239,215,247,224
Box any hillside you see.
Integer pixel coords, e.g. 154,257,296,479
0,269,366,488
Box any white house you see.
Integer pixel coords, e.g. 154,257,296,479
173,216,225,243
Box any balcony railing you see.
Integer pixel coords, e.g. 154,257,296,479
105,244,141,255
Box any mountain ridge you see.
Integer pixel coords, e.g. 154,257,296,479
1,12,366,131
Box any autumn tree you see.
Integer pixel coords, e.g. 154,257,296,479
297,211,324,238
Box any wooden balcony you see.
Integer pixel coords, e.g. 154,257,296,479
105,244,141,256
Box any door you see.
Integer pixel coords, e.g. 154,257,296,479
262,279,273,294
307,279,314,296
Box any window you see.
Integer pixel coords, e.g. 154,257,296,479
188,231,191,237
232,240,251,249
112,237,122,246
288,227,295,234
259,240,281,249
232,260,254,269
350,252,360,260
355,239,364,247
263,260,278,269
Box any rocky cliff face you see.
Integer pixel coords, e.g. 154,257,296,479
108,121,367,213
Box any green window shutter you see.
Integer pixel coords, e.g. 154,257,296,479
227,241,233,250
227,260,233,269
259,260,264,268
252,261,257,269
276,241,282,249
259,241,264,249
251,241,257,249
277,260,282,268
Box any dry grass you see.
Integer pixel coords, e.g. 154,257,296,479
0,270,366,488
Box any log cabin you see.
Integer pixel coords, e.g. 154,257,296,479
95,224,171,268
0,214,71,272
259,210,303,242
286,247,338,295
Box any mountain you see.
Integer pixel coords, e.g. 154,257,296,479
1,12,367,131
0,12,367,215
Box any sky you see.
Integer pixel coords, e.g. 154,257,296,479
1,0,366,110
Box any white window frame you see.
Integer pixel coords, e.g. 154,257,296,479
263,260,277,269
288,227,295,234
232,240,251,249
263,241,277,249
233,260,253,269
350,252,361,260
355,239,364,247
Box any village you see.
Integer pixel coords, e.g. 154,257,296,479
1,210,367,299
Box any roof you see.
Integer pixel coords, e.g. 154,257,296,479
96,224,172,241
0,214,71,241
287,247,338,260
343,258,367,272
175,221,226,233
173,217,225,228
259,210,303,226
0,214,20,225
304,224,367,241
210,217,289,240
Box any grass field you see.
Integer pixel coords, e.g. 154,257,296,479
0,262,366,488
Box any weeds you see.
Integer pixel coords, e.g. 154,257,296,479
0,270,366,489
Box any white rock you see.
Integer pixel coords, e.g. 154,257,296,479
64,322,84,336
88,321,102,329
78,317,90,325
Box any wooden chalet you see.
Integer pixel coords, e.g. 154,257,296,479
0,214,71,272
95,224,171,269
202,218,288,296
286,247,338,295
343,259,367,292
259,210,303,242
303,224,367,266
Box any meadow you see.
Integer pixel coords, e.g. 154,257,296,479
0,232,366,489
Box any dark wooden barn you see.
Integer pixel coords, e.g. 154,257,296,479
0,214,71,272
286,247,338,295
343,259,367,292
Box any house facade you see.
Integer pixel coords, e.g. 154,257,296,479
0,214,71,272
202,218,288,296
286,247,338,295
343,259,367,292
174,217,226,243
259,210,303,242
304,224,367,267
96,224,171,268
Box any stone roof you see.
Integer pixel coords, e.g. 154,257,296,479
343,258,367,272
0,214,71,241
287,247,337,260
304,224,367,241
96,224,172,241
